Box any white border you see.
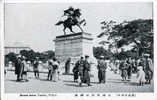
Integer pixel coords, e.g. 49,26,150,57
0,1,4,100
3,0,156,3
1,0,157,100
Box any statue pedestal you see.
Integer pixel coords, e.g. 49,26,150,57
54,32,96,74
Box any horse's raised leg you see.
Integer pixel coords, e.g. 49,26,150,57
69,26,75,34
63,27,66,35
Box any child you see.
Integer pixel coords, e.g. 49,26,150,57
136,66,145,86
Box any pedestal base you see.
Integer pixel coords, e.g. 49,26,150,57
54,32,95,74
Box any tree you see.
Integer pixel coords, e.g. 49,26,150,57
93,46,113,60
5,52,17,64
98,19,153,58
44,50,55,59
20,49,36,63
20,50,29,59
97,20,120,58
20,49,55,63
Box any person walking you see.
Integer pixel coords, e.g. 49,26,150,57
52,57,59,82
143,54,153,84
47,59,53,80
47,60,53,81
33,57,40,79
126,58,132,80
75,56,84,86
131,58,137,73
119,59,128,81
15,56,23,82
97,56,107,84
21,57,29,82
83,55,92,86
73,57,82,82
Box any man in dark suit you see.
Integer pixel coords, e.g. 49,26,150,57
75,56,84,86
97,56,107,83
15,56,23,82
83,55,92,86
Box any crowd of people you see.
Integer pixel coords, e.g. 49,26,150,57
10,56,61,82
72,54,153,86
5,53,153,87
118,54,153,86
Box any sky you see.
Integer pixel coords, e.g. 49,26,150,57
4,2,153,52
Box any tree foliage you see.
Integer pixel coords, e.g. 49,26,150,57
97,19,153,58
5,50,55,65
20,50,55,63
93,46,113,60
5,52,17,64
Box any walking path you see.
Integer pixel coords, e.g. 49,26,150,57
5,70,153,93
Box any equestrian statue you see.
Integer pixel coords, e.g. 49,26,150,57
55,7,86,35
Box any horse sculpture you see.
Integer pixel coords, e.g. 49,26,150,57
55,17,86,35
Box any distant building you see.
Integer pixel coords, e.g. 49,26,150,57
5,42,31,55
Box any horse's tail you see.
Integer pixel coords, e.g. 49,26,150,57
55,21,64,25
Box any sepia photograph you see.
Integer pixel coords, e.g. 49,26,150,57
4,2,154,93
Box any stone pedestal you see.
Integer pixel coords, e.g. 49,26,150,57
54,32,93,62
54,32,95,74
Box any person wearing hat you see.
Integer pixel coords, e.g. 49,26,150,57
83,55,92,86
119,59,128,81
14,56,23,81
97,55,107,83
33,57,40,79
73,56,84,82
47,59,54,81
142,54,153,84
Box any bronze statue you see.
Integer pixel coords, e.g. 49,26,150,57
55,7,86,35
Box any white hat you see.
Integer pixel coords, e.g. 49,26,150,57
100,55,104,59
17,55,21,58
9,61,12,64
27,61,31,63
138,66,143,70
143,54,150,57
